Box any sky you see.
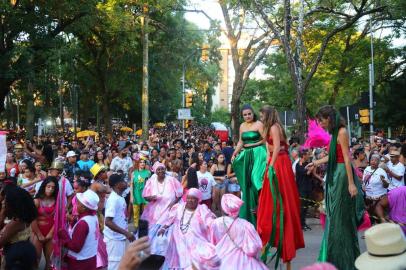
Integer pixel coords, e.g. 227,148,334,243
184,0,405,48
184,0,224,29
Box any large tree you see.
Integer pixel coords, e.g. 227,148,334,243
252,0,387,139
219,0,275,141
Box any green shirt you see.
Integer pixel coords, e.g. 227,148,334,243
132,169,151,205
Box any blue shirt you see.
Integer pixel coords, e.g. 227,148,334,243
77,159,95,172
203,150,216,163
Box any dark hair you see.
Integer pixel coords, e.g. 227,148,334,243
4,186,37,223
35,176,59,200
316,105,346,133
241,104,257,122
260,105,287,141
94,150,106,164
353,148,365,159
215,153,227,167
226,140,233,147
186,167,199,189
299,148,309,158
21,160,33,169
25,163,35,174
5,240,37,270
190,152,199,167
74,170,92,189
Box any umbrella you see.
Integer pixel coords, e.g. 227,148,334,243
153,122,166,128
135,129,143,136
77,130,98,138
120,126,133,132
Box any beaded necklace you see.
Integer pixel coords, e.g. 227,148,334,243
180,206,196,234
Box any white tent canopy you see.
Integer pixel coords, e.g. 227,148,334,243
210,122,228,131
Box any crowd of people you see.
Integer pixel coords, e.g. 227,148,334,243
0,106,405,270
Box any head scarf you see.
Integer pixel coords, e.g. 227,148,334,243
187,188,202,203
152,161,165,173
221,194,243,218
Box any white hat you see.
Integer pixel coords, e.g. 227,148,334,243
66,151,77,158
76,190,99,211
355,223,406,270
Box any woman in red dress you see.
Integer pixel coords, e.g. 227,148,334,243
257,105,304,270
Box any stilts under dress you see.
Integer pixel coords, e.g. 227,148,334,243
257,137,304,267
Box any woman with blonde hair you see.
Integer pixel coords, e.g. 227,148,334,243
257,105,304,270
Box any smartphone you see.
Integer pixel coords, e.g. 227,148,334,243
138,219,149,238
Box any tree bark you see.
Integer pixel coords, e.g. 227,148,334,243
141,5,149,141
101,97,112,138
25,82,35,139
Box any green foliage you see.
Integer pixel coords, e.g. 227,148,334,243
210,107,230,124
0,0,220,131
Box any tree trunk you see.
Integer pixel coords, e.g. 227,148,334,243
25,82,35,139
295,83,307,142
0,79,12,113
230,82,242,143
101,97,112,138
141,5,149,141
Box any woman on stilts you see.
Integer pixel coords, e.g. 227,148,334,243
257,105,304,270
306,105,364,270
231,104,267,226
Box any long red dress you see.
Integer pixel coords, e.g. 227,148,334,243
257,137,304,264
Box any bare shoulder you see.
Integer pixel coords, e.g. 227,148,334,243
338,127,348,136
255,121,264,128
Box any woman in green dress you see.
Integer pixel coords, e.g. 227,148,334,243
130,158,151,230
306,105,364,270
231,104,267,226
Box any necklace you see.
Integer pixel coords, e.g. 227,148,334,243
180,206,196,234
157,178,166,195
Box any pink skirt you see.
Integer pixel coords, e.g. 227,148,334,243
96,235,108,269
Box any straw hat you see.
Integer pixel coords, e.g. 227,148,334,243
14,144,24,150
49,160,64,171
76,190,99,211
90,163,106,178
355,223,406,270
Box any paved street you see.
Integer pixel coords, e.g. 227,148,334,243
285,218,367,270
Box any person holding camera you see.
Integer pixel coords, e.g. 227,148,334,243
362,154,389,219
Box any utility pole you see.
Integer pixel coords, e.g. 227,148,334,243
141,4,149,141
369,19,375,139
58,54,64,131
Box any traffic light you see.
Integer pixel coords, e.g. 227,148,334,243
201,44,209,62
359,109,369,124
185,120,191,128
186,93,193,108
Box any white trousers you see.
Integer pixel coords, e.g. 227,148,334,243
104,237,128,270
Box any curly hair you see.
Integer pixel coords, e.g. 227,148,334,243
35,176,59,200
4,185,37,223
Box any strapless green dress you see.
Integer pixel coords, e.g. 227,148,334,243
232,131,267,226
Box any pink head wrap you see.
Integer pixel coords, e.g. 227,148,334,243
187,188,203,203
221,194,243,218
152,161,165,173
301,263,337,270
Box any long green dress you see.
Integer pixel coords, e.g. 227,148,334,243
318,120,364,270
232,131,267,226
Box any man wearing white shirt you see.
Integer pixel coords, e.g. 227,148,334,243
385,150,405,191
104,174,134,270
